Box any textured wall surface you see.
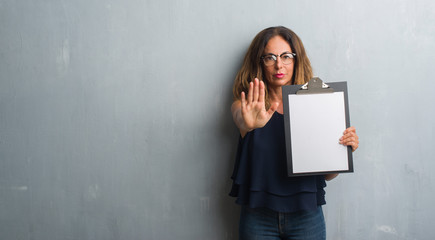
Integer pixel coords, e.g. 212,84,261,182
1,0,434,239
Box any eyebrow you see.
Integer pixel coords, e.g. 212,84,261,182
263,51,292,55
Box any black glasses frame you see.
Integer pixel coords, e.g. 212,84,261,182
260,52,296,66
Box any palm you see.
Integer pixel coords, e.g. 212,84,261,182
241,79,278,130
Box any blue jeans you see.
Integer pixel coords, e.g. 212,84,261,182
239,206,326,240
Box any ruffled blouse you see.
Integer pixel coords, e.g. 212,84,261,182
229,112,326,213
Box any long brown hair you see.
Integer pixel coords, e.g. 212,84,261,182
232,26,313,108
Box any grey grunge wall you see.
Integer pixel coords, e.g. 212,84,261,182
1,0,434,239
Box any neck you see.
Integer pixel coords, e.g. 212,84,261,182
268,86,282,102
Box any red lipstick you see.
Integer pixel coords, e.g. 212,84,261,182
274,73,285,79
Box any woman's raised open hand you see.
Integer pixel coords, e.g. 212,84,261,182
232,78,279,137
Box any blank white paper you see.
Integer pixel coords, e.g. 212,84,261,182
288,92,348,174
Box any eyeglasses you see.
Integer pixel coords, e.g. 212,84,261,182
260,52,296,66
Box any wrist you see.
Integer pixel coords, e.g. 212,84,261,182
243,124,253,133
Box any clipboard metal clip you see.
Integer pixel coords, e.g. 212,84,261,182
296,77,334,95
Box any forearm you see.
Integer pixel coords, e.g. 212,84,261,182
325,173,339,181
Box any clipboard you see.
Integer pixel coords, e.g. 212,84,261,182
282,77,354,177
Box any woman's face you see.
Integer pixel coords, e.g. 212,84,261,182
262,35,294,87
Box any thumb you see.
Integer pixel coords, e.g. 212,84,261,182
267,102,279,115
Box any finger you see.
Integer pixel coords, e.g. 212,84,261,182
343,126,356,134
253,78,259,102
342,137,356,144
352,144,359,152
241,91,246,111
341,133,358,141
340,136,357,144
248,81,254,103
348,141,358,152
267,101,279,116
259,80,265,103
340,129,358,140
342,140,359,152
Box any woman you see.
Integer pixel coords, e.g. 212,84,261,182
230,26,359,239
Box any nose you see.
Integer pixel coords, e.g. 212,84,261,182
275,56,283,69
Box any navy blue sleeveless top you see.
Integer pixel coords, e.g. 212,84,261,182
229,112,326,213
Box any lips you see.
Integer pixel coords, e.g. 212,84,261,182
274,73,285,79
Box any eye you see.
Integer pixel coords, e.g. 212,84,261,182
264,55,276,61
281,53,293,60
264,56,275,61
